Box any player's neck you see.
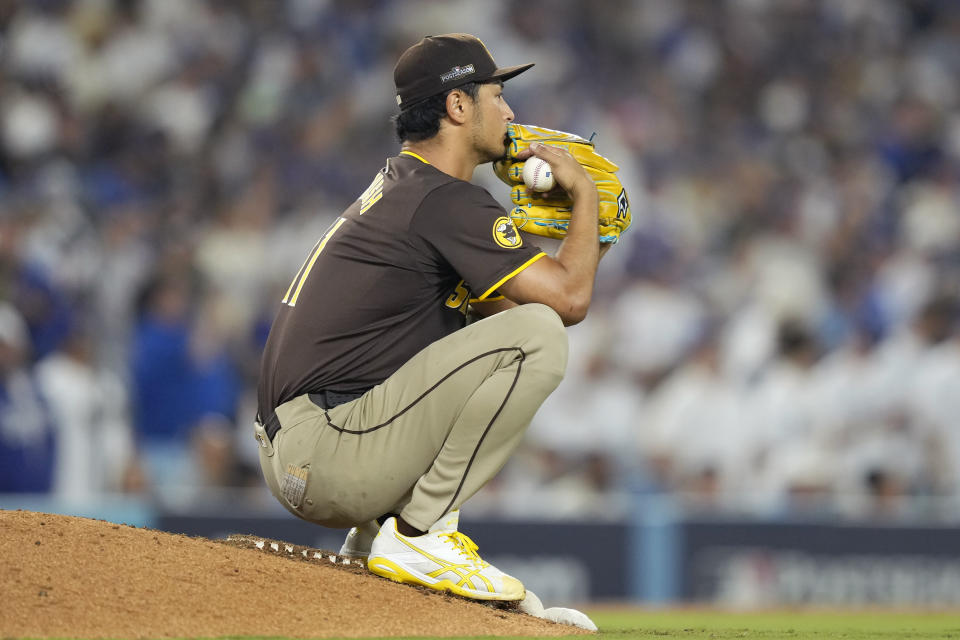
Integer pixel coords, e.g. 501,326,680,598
402,134,479,182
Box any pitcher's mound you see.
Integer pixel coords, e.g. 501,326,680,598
0,509,588,638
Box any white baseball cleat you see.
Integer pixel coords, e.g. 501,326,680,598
340,510,460,559
338,520,380,559
367,516,524,601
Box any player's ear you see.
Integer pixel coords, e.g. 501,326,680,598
445,89,469,124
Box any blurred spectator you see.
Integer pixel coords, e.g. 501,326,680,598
0,303,55,493
188,413,259,494
740,319,830,514
131,273,201,444
0,215,74,361
641,322,749,507
130,271,241,488
35,323,145,501
608,270,706,389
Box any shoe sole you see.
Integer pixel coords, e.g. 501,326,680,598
367,556,525,601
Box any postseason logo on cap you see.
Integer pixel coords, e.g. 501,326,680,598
440,64,475,83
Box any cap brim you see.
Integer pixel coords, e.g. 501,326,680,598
490,62,534,83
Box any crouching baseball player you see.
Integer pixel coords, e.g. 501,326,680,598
254,33,630,602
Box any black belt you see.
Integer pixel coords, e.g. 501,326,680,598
263,389,366,443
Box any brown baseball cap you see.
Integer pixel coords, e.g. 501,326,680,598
394,34,534,111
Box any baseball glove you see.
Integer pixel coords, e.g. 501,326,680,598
493,124,631,244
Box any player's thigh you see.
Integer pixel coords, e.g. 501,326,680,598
362,302,568,416
326,302,568,474
316,304,566,520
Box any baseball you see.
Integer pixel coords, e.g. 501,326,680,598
522,157,555,192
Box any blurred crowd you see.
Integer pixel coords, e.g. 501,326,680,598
1,0,959,521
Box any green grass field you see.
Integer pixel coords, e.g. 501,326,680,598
306,609,960,640
584,608,960,639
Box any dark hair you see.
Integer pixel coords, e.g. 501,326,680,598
393,82,481,143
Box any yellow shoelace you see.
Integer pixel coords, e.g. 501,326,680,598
441,531,489,567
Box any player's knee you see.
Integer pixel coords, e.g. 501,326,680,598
511,303,564,339
513,303,568,380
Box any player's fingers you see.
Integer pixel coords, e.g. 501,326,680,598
530,141,571,162
529,142,593,196
524,188,570,201
537,186,571,201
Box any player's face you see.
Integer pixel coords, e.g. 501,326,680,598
471,82,514,163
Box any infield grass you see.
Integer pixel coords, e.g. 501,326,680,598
586,608,960,638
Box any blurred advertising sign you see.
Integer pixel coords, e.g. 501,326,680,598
683,520,960,606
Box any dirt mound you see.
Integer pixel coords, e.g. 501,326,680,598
0,509,586,638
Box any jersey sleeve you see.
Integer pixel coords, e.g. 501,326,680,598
411,181,546,300
410,182,545,301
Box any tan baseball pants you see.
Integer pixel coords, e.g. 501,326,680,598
256,303,568,531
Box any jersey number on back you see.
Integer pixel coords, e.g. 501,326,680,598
281,217,346,307
281,169,385,306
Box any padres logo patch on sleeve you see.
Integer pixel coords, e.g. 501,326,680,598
493,216,522,249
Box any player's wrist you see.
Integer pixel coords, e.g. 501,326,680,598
566,178,600,211
566,178,598,202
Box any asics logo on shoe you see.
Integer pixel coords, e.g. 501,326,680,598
367,517,524,601
396,532,493,592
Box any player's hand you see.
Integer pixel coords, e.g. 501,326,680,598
515,142,597,203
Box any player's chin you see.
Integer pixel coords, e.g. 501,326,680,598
486,145,509,165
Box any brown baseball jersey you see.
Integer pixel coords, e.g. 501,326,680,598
257,151,545,421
